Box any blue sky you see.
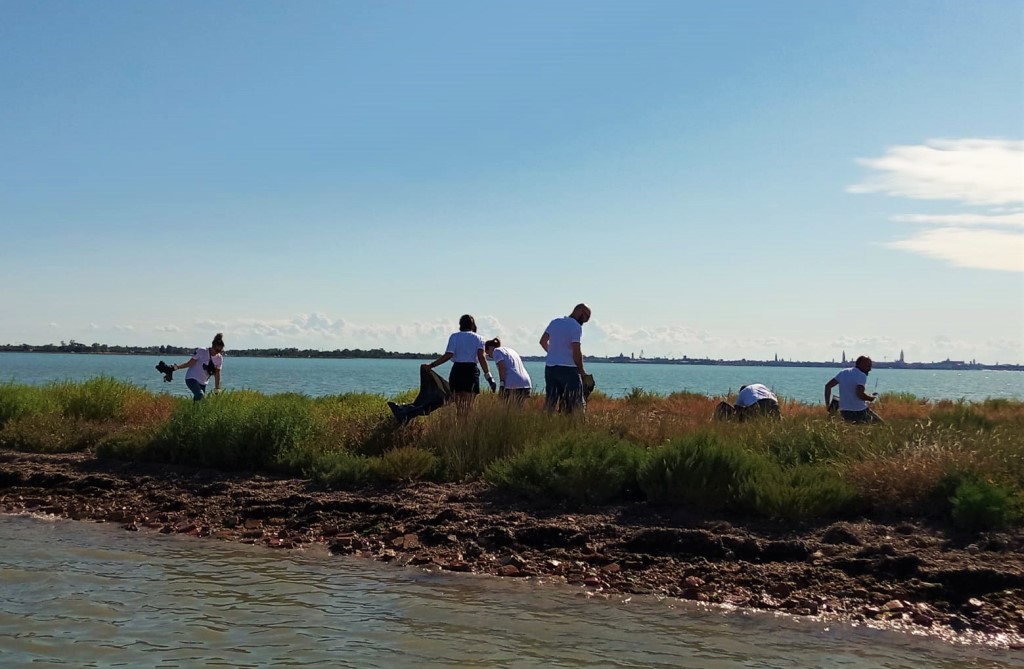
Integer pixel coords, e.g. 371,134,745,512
2,1,1022,363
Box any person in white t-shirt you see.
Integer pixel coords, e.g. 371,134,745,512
423,314,494,412
735,383,781,419
484,337,532,403
539,303,591,414
825,356,882,423
169,332,225,401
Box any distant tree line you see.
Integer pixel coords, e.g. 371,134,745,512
0,342,436,359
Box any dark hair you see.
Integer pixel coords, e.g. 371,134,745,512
485,337,501,349
458,314,477,332
212,332,225,349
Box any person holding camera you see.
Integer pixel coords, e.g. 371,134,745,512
170,332,225,401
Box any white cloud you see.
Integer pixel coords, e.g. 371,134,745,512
850,138,1024,272
892,212,1024,227
884,227,1024,272
155,325,182,333
848,139,1024,205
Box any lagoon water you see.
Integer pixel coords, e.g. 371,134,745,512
1,352,1021,404
1,514,1019,669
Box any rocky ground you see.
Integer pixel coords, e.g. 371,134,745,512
2,450,1022,647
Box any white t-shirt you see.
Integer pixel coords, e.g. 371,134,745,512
445,331,485,363
543,316,582,367
492,347,532,390
834,367,869,411
736,383,777,408
185,347,223,384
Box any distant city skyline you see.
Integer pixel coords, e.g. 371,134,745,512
2,3,1021,364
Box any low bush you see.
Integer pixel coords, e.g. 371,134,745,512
947,473,1022,531
638,432,765,511
49,377,141,422
142,391,317,471
0,383,53,428
486,432,645,505
371,446,439,483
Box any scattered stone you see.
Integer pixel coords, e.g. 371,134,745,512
822,524,863,546
964,598,984,612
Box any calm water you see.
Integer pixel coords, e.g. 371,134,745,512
0,352,1021,404
0,515,1018,669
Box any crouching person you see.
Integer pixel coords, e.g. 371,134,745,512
735,384,781,420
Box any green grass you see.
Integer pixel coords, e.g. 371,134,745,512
1,379,1022,528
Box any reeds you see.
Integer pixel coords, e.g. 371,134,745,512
2,380,1022,529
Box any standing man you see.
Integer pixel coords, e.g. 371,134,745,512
825,355,882,423
539,303,591,414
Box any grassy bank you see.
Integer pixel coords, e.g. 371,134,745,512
1,379,1022,530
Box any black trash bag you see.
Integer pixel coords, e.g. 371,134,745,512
155,361,174,382
582,373,596,400
388,366,452,424
713,401,736,421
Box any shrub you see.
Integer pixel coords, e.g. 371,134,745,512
422,399,566,479
754,466,859,519
143,392,317,471
759,424,842,467
49,377,141,421
486,432,645,505
371,446,438,483
638,432,766,511
0,383,52,428
307,450,371,486
948,474,1022,531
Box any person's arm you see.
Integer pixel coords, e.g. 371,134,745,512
824,378,838,406
856,384,877,402
477,348,496,390
496,359,508,388
213,366,222,391
174,357,198,371
422,352,453,369
539,332,550,352
571,342,585,375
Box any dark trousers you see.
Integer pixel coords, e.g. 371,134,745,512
544,366,584,413
841,408,883,424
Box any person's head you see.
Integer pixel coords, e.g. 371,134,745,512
855,355,872,374
570,303,592,325
484,337,501,358
211,332,225,354
458,314,477,333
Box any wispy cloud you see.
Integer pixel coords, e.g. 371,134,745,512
884,227,1024,273
848,139,1024,205
891,212,1024,227
850,138,1024,272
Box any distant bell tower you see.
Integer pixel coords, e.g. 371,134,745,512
899,349,905,364
842,350,846,364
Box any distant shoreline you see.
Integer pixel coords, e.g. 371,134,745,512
1,345,1021,371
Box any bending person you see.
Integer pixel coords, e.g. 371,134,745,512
825,355,882,423
539,303,591,414
169,332,225,401
422,314,494,413
484,337,532,402
734,384,781,420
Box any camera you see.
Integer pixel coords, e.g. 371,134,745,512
203,360,218,375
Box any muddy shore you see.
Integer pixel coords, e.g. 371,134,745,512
2,450,1022,647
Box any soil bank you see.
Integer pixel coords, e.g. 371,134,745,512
1,451,1022,647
